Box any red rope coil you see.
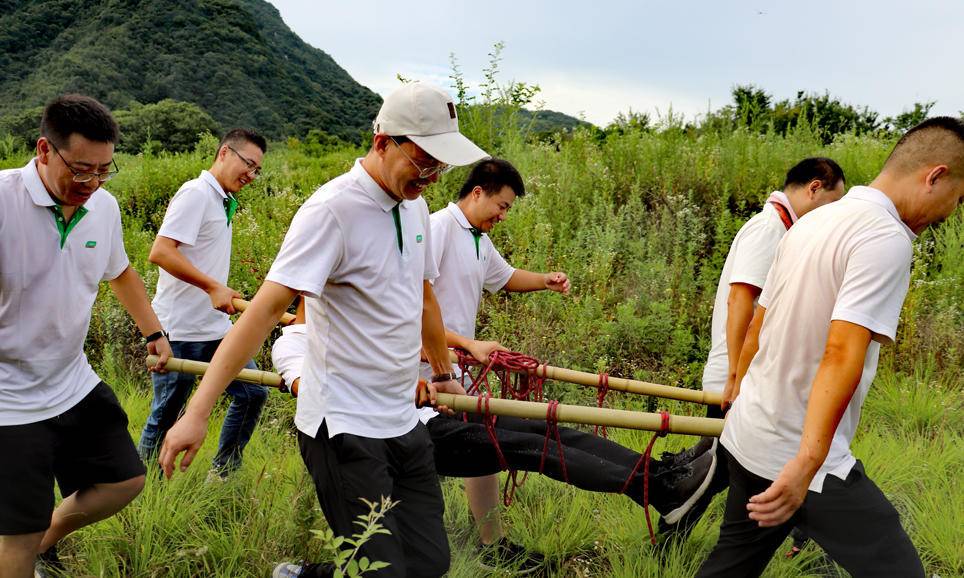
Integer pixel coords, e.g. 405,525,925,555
621,411,671,545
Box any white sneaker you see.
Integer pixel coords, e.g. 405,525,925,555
272,562,304,578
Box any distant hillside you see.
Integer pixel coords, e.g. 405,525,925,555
516,108,591,134
0,0,382,141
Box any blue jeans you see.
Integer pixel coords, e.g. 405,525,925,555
138,339,267,473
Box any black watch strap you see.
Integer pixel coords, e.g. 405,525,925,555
430,372,455,383
144,330,168,344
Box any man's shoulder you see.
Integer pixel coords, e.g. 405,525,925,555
733,205,785,246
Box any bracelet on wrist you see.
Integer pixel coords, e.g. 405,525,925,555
430,372,455,383
144,330,168,344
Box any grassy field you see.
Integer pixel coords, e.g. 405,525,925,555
2,119,962,576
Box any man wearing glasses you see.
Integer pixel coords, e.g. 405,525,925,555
0,94,172,578
159,82,487,578
138,129,268,478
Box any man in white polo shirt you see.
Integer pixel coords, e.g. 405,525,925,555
660,158,845,543
0,95,172,578
158,82,487,578
697,117,964,577
138,128,268,476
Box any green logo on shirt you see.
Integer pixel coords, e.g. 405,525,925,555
85,241,97,248
416,234,423,243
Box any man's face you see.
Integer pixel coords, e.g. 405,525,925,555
219,142,263,194
925,170,964,227
37,134,115,207
381,138,443,201
472,186,517,233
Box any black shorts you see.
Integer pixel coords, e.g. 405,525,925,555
0,381,146,535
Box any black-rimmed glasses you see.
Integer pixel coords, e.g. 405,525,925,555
227,145,262,178
50,144,119,183
390,137,450,179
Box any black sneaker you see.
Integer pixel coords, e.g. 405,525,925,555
652,439,717,525
476,538,545,575
34,545,65,578
659,436,715,469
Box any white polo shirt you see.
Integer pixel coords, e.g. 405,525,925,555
266,160,437,439
271,324,307,389
0,159,129,425
721,186,915,492
151,170,234,341
702,192,796,393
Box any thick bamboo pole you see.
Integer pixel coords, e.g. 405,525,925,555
447,351,723,406
232,298,296,325
418,388,723,438
146,355,283,388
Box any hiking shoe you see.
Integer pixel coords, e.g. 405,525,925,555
660,436,715,469
34,545,64,578
272,562,304,578
785,526,809,559
477,538,545,575
656,440,717,525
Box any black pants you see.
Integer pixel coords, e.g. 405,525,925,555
298,421,449,578
427,413,679,513
696,448,923,578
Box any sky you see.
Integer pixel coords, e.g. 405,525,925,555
267,0,964,127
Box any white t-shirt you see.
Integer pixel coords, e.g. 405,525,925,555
266,160,437,439
271,324,307,389
702,192,796,393
152,170,234,341
0,159,130,425
721,186,915,492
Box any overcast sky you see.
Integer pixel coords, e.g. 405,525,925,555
267,0,964,126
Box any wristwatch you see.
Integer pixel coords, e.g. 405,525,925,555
430,372,455,383
144,330,168,344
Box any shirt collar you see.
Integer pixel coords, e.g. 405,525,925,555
767,190,799,223
845,186,917,241
200,170,229,199
352,159,403,212
446,202,476,230
22,157,98,212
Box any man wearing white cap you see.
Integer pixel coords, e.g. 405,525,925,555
158,82,488,578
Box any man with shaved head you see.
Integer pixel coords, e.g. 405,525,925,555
697,116,964,577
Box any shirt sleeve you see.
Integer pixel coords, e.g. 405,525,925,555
427,214,446,286
271,326,308,387
157,185,206,247
102,197,131,281
831,233,912,343
266,198,344,298
728,218,783,290
483,241,515,293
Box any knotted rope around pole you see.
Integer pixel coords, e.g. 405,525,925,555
539,400,570,484
620,410,671,546
595,372,610,438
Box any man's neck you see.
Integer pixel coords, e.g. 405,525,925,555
37,161,80,220
360,154,402,202
207,165,233,196
869,175,923,234
456,199,482,228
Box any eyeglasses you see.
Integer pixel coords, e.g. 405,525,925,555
390,137,450,179
227,145,262,178
50,144,119,183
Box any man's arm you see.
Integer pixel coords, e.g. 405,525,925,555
503,269,570,294
108,265,172,371
149,235,240,314
722,282,762,407
158,280,296,477
445,329,507,364
746,320,871,526
722,304,766,410
421,281,466,409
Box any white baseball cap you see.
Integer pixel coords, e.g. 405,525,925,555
373,82,489,167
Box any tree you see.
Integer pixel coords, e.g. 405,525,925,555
113,99,221,154
885,101,935,132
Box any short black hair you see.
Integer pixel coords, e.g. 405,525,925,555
219,128,267,153
783,157,845,190
40,94,119,148
883,116,964,175
457,158,526,199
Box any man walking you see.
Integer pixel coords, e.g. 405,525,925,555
0,95,171,578
139,129,268,476
697,117,964,576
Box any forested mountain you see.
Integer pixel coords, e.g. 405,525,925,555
0,0,382,140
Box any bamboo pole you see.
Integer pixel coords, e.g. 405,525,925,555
146,355,283,388
447,351,723,406
416,387,723,438
232,298,296,325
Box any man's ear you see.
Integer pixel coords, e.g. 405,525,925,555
36,137,51,165
925,165,948,189
808,179,823,198
472,185,485,200
372,133,391,155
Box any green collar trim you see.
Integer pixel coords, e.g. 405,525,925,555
223,195,239,226
469,227,482,259
49,205,89,249
391,203,403,254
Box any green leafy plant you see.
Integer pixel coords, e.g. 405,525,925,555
312,497,396,578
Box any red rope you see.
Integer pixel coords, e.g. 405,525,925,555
620,411,671,545
538,400,570,484
594,372,610,438
477,393,510,473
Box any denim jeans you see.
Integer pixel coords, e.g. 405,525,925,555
138,339,267,473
